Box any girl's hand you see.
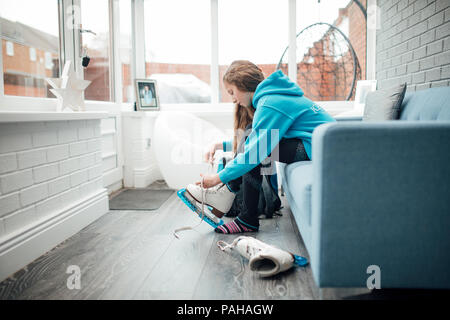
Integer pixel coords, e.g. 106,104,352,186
204,142,223,164
195,173,222,188
204,145,216,164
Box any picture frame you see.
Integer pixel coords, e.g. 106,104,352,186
354,80,377,111
134,79,160,111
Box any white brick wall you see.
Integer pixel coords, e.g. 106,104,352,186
0,120,105,239
377,0,450,90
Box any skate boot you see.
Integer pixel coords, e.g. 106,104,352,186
186,183,235,218
217,236,308,277
177,187,224,229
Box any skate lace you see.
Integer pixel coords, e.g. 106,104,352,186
217,236,244,251
217,237,260,256
173,163,212,239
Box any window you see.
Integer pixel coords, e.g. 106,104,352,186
1,0,60,98
119,0,134,103
44,51,54,70
6,41,14,56
29,47,36,62
144,0,211,104
218,0,288,103
80,0,113,102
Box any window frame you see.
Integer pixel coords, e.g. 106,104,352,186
0,0,121,111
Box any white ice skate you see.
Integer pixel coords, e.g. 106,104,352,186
186,183,235,218
217,236,308,277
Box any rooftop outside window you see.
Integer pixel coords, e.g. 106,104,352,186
0,0,60,98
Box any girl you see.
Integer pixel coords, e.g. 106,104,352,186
186,60,335,234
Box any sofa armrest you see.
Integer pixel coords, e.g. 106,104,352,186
309,121,450,288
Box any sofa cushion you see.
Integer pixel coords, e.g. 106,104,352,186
363,83,407,121
284,161,313,226
399,87,450,121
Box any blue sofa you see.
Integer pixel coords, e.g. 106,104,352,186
281,87,450,289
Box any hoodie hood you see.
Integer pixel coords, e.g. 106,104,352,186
252,70,304,107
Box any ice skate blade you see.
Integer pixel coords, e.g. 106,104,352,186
294,255,308,267
177,188,224,228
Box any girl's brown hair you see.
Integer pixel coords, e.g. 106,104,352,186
223,60,265,153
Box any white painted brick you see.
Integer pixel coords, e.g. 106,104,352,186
35,194,61,221
0,169,33,194
94,151,103,164
32,130,58,148
0,132,32,153
79,153,96,169
68,120,85,129
78,126,95,140
70,169,89,187
17,148,47,169
86,119,100,127
57,128,78,144
44,121,70,131
0,192,21,217
69,141,88,157
33,163,59,183
0,153,17,174
47,144,69,162
87,138,102,152
3,205,36,235
59,157,79,175
88,164,103,180
94,126,102,138
94,177,104,189
19,182,48,206
48,175,71,196
79,180,98,198
18,122,46,133
58,187,80,210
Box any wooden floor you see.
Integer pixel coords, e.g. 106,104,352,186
0,186,369,300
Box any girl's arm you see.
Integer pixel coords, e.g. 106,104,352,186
205,141,225,164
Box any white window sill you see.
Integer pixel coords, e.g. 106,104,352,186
0,111,109,123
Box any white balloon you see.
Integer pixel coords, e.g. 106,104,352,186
153,111,228,190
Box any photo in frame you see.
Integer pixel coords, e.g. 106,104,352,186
135,79,160,111
354,80,377,111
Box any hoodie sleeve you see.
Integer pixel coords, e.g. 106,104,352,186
218,105,295,184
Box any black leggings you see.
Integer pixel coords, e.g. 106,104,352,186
227,137,310,227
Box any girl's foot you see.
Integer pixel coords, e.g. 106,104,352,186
214,217,258,234
186,183,235,218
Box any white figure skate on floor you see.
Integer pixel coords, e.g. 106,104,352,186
217,236,308,277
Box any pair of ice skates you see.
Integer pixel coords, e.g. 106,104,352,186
177,183,308,277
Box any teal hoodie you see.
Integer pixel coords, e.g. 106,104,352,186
218,70,335,184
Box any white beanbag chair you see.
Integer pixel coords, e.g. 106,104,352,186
153,111,228,190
